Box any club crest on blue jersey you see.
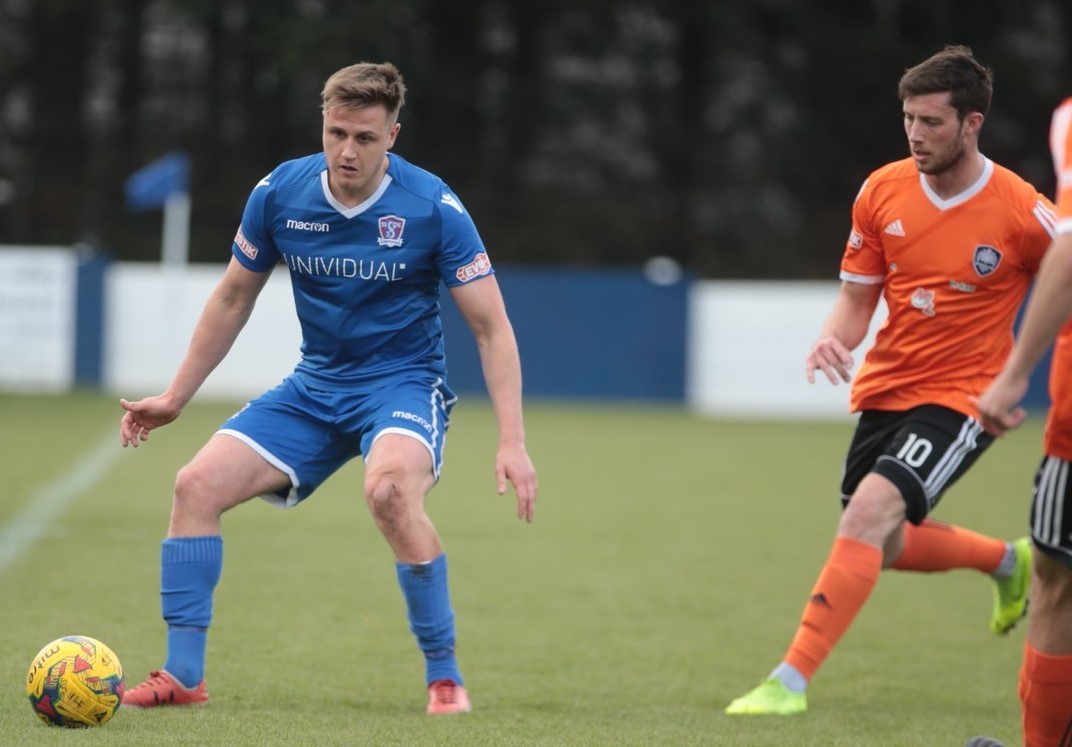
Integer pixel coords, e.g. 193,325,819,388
972,245,1002,276
377,215,406,247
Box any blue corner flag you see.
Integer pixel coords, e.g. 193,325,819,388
125,151,190,211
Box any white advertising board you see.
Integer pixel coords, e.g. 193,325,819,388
0,247,76,392
687,281,885,419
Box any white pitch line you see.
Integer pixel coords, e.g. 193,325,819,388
0,430,122,574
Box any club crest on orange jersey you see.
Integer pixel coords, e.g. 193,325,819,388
377,215,406,248
972,245,1002,276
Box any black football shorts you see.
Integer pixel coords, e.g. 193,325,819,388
1030,455,1072,569
840,404,995,524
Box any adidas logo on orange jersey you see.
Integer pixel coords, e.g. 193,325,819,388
883,219,906,237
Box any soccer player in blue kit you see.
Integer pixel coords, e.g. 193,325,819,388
118,62,538,715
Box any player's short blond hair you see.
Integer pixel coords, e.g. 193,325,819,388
320,62,406,120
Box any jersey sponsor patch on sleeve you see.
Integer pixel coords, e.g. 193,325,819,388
234,226,260,260
455,252,492,283
848,228,864,249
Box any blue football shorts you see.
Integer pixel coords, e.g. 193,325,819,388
217,373,457,508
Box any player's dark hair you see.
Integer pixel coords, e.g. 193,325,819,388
897,45,993,119
321,62,406,120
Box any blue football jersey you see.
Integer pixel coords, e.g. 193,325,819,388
231,153,494,389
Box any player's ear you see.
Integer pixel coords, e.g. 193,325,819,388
387,122,401,150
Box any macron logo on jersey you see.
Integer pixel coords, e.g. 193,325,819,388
234,226,259,260
456,252,492,283
441,193,464,214
286,218,330,233
883,220,905,237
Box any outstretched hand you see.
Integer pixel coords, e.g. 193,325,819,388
806,337,855,385
496,442,538,523
119,396,183,447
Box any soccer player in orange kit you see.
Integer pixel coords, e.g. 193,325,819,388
970,96,1072,747
727,46,1057,716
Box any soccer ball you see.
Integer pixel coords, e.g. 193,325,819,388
26,635,125,727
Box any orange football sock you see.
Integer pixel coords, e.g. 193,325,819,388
1020,643,1072,747
784,537,882,681
891,519,1007,574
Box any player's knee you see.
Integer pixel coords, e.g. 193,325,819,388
839,485,905,543
1033,553,1072,606
173,462,215,509
365,472,406,523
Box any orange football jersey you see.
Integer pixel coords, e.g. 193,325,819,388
841,156,1057,416
1044,97,1072,460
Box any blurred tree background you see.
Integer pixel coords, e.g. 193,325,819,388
0,0,1067,278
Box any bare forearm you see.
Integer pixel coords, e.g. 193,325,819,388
1005,236,1072,378
822,287,879,351
805,281,882,385
166,292,255,406
476,329,527,445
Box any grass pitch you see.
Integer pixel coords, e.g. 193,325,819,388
0,391,1039,745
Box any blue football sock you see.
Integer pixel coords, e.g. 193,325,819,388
396,553,462,685
160,536,222,688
